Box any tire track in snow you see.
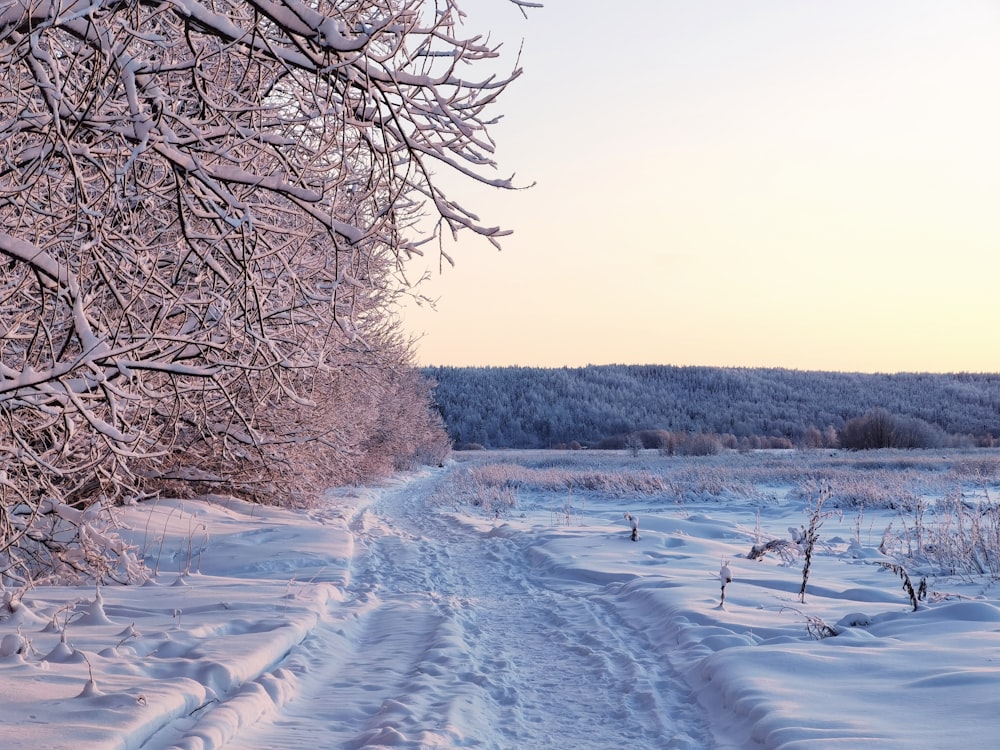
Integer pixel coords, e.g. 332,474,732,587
223,469,711,749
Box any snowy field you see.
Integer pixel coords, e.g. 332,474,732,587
2,449,1000,749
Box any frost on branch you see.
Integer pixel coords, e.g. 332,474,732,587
0,0,526,580
1,496,146,589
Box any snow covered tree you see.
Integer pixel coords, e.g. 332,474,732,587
0,0,526,581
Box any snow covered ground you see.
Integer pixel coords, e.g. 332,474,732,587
2,449,1000,749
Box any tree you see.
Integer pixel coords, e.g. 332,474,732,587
0,0,527,582
840,409,944,450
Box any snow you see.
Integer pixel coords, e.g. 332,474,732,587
2,450,999,749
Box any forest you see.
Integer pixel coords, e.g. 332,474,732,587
425,365,1000,450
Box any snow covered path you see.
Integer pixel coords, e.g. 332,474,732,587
225,471,711,749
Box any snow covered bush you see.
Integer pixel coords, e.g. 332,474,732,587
675,432,723,456
840,409,946,450
0,0,524,578
916,492,1000,580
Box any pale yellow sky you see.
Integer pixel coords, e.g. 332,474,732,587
399,0,1000,373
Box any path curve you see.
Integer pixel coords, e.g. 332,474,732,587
225,469,712,749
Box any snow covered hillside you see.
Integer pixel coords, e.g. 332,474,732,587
2,450,999,749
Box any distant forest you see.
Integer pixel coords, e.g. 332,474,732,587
424,365,1000,451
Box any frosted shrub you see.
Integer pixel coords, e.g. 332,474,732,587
745,484,840,600
675,433,722,457
920,492,1000,579
840,409,946,449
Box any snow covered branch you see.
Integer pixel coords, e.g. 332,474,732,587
0,0,527,580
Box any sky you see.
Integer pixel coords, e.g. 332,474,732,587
399,0,1000,373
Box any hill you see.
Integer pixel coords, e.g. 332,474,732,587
423,365,1000,449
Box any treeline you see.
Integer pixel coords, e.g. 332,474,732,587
424,365,1000,450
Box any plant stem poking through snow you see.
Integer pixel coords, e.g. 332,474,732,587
877,561,927,611
782,606,837,640
719,560,733,606
799,486,836,603
624,512,639,541
78,652,102,698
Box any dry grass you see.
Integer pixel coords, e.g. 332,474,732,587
447,448,1000,580
451,448,1000,508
